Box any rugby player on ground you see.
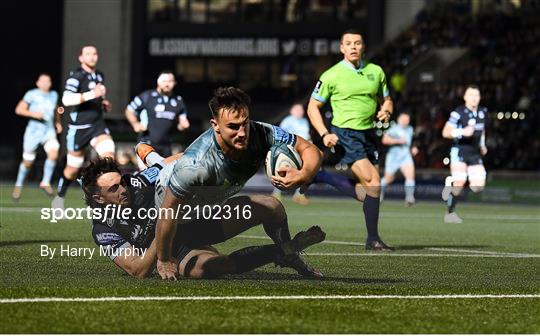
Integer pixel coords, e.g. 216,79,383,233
81,144,324,279
154,87,325,280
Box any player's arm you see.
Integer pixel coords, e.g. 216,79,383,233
125,107,146,133
113,241,157,278
15,100,43,120
177,114,190,131
376,96,394,122
382,131,404,146
55,104,63,134
177,98,190,131
480,130,488,156
307,98,339,148
294,135,323,182
62,75,106,107
442,113,474,139
271,135,322,190
155,188,183,280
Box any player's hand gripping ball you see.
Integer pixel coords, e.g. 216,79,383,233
265,143,302,189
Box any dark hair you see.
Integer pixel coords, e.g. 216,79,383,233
208,86,251,119
158,70,175,77
465,84,480,91
80,157,121,207
37,73,51,80
341,29,363,42
80,45,97,55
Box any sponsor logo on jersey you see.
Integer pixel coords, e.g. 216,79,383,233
130,177,141,188
96,232,121,244
156,111,176,120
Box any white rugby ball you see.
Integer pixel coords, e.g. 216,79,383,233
265,143,302,183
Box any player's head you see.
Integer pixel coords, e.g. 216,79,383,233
36,73,52,92
340,29,364,64
79,45,99,69
463,85,481,108
156,71,176,95
290,103,304,119
80,157,130,208
209,86,251,151
397,112,410,127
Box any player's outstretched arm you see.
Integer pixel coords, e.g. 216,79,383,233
113,241,157,279
155,188,182,280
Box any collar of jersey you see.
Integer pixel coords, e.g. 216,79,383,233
340,59,365,73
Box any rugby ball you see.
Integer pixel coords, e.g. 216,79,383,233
265,143,302,182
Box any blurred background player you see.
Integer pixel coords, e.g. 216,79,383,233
271,103,311,205
306,29,394,251
380,111,417,206
125,71,190,161
52,45,115,210
12,73,61,200
441,85,488,224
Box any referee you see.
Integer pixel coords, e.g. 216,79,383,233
306,29,394,251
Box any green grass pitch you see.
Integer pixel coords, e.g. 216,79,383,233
1,186,539,333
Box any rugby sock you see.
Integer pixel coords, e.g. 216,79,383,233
229,245,281,274
447,193,459,213
363,195,381,240
41,159,56,185
145,152,164,166
15,163,29,187
263,217,291,245
314,171,357,199
405,179,415,200
380,177,387,199
57,174,73,197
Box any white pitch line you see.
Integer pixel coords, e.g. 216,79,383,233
1,294,539,304
428,248,540,257
305,252,540,258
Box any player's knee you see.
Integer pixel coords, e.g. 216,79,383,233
47,151,59,161
44,139,60,158
469,182,485,193
22,152,36,165
67,153,85,169
94,138,115,157
257,195,286,220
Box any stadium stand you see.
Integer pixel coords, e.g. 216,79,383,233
373,1,540,170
